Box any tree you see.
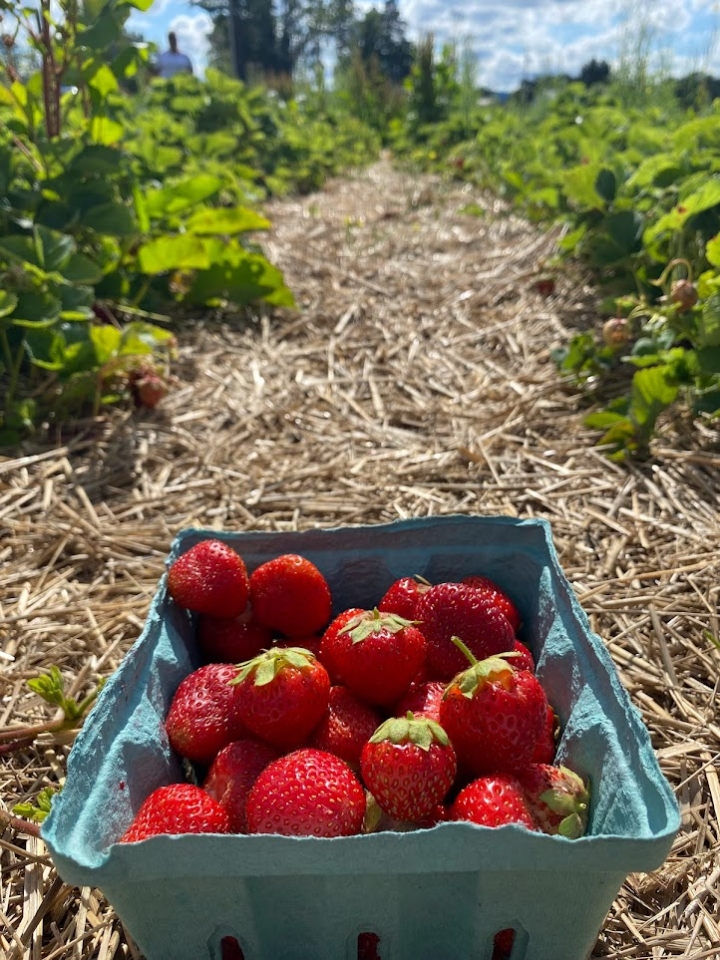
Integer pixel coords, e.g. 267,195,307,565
353,0,412,84
579,58,610,87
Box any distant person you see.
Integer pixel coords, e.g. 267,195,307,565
155,32,193,79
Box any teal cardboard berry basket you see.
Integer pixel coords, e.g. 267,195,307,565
43,515,680,960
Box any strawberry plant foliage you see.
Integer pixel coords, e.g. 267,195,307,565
0,1,379,445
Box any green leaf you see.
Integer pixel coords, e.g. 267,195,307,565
62,253,104,286
82,202,137,236
13,291,62,327
630,365,679,431
78,12,122,51
698,295,720,348
189,251,294,307
68,145,123,177
144,176,223,218
13,786,58,824
87,64,120,97
186,206,271,236
36,226,75,272
595,168,616,203
584,411,629,429
696,346,720,375
89,116,125,146
90,323,122,363
137,235,211,274
706,235,720,268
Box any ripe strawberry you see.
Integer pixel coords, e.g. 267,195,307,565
231,647,330,750
361,714,457,823
417,582,515,681
165,663,248,766
450,774,537,830
167,539,249,618
246,747,365,837
309,685,383,768
509,639,535,673
531,703,559,764
197,606,272,664
517,763,590,838
534,277,555,297
203,739,280,833
378,576,431,620
249,554,332,638
319,609,426,707
439,643,548,777
492,929,515,960
357,932,381,960
119,783,230,842
461,575,521,633
393,680,445,723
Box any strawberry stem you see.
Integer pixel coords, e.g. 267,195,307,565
450,635,477,666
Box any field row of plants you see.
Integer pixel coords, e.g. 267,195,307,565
391,60,720,460
0,0,380,445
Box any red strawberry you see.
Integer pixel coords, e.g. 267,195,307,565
231,647,330,750
197,606,272,664
249,554,332,638
517,763,590,838
309,685,383,768
509,639,535,673
167,540,249,618
357,932,381,960
133,372,167,409
361,713,457,823
393,680,445,723
461,575,521,633
165,663,248,765
319,609,426,707
119,783,230,842
203,739,280,833
246,748,365,837
378,576,431,620
531,703,559,764
492,928,515,960
439,642,548,777
416,582,515,681
450,774,537,829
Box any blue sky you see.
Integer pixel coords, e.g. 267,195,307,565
128,0,720,92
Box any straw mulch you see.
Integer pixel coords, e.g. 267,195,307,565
1,158,719,960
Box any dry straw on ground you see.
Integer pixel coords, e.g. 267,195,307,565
1,159,719,959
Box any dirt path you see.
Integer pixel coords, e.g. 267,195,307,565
1,160,719,959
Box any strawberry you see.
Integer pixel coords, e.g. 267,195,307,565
309,685,383,768
378,576,431,620
231,647,330,750
167,539,249,618
319,608,426,707
246,747,365,837
360,713,457,823
671,278,698,311
249,554,332,638
450,774,537,830
534,277,555,297
203,739,280,833
509,639,535,673
357,932,381,960
393,680,445,723
517,763,590,838
531,703,559,764
197,606,272,664
165,663,248,766
438,641,548,777
461,575,521,633
416,582,515,681
492,928,515,960
119,783,230,842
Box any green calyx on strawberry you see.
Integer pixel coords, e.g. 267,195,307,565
368,711,450,752
230,646,331,751
231,646,319,687
445,636,518,698
339,608,419,643
518,763,590,839
360,711,457,823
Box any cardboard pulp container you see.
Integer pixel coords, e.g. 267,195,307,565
43,516,681,960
